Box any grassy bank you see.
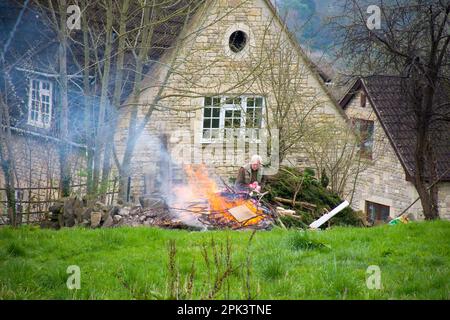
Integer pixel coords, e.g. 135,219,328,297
0,221,449,299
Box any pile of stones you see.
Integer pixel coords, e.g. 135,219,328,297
41,194,169,229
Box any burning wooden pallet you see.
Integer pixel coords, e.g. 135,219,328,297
169,192,273,229
167,165,274,229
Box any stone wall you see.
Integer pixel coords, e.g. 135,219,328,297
0,131,87,221
343,90,450,219
438,183,450,219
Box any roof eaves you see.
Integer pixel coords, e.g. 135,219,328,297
4,125,91,150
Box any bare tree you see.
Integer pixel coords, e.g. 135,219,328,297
232,15,366,197
333,0,450,219
31,0,73,196
110,0,258,201
0,1,32,226
0,95,17,225
250,19,326,163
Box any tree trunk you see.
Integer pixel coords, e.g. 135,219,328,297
92,0,113,195
414,82,439,219
58,0,71,197
0,96,17,226
118,3,154,202
82,0,94,195
100,0,130,200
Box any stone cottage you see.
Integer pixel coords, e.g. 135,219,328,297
339,76,450,220
114,0,350,198
3,0,447,223
0,0,88,222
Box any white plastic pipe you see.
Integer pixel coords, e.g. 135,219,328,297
309,200,350,229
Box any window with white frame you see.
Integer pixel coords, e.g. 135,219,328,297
28,78,52,128
202,96,264,142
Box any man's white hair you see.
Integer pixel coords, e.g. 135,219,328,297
250,154,262,164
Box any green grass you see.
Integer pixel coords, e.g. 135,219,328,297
0,221,449,299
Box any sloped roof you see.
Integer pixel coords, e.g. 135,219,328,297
261,0,347,121
1,0,195,98
340,75,450,182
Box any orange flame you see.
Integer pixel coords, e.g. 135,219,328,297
172,164,265,227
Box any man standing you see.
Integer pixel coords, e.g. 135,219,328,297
235,155,266,192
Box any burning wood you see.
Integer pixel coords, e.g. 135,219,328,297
169,165,274,230
228,204,258,222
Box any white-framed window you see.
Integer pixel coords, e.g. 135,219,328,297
201,96,264,143
28,78,52,128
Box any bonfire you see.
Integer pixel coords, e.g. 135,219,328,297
169,165,274,230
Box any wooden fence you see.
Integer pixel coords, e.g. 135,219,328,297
0,178,120,225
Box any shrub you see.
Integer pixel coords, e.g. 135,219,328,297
266,166,362,227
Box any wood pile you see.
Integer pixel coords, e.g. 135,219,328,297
39,192,275,230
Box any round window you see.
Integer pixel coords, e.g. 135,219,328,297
229,30,247,53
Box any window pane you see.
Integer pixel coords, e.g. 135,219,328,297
29,79,52,127
368,122,374,136
203,119,211,128
225,97,241,105
204,107,211,117
213,97,220,106
212,118,220,128
255,97,263,107
204,97,212,106
203,129,210,139
366,201,390,223
212,108,220,117
211,129,219,139
381,207,389,220
353,118,374,158
246,107,262,129
224,108,242,129
247,97,254,106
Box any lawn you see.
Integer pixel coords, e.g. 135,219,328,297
0,221,449,299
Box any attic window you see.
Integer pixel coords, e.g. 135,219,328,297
229,30,247,53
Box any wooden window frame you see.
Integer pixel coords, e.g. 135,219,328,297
351,118,374,159
27,78,53,129
366,200,390,223
201,96,265,143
